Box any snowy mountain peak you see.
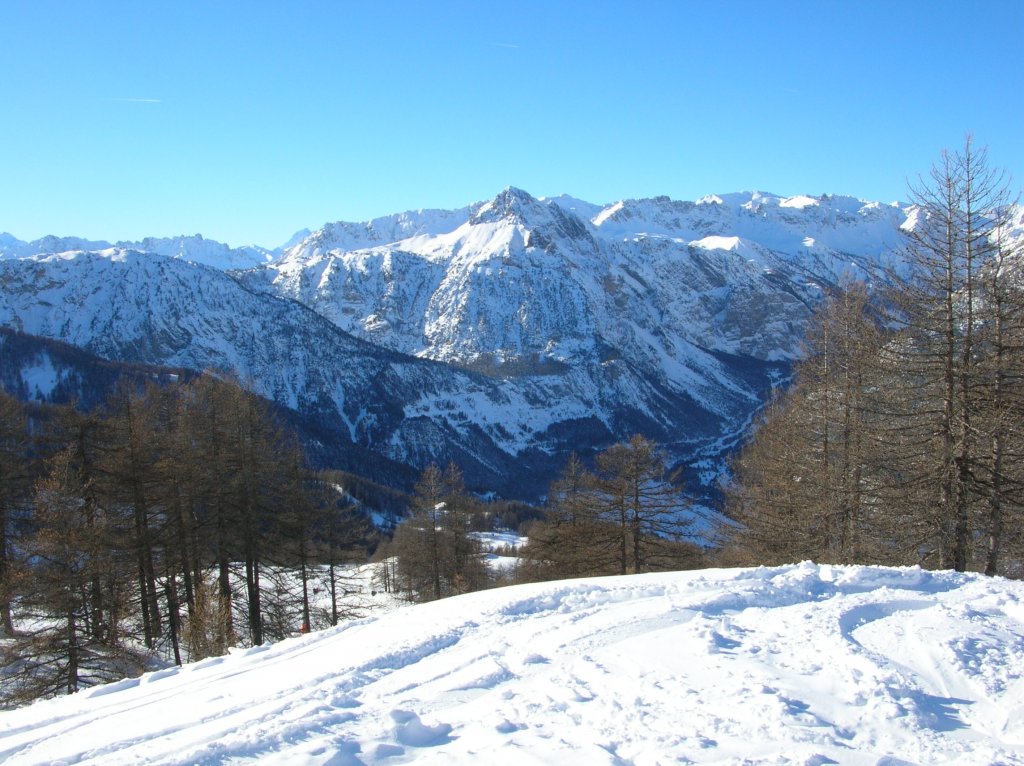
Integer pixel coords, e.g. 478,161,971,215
114,234,274,270
469,186,546,225
464,188,595,254
286,207,475,259
0,234,112,260
278,227,312,251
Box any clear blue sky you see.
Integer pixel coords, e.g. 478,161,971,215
2,1,1021,248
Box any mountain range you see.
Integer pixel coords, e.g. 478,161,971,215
0,189,953,499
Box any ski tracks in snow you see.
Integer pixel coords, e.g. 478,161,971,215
0,565,1022,765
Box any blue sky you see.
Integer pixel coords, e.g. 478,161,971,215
2,1,1021,248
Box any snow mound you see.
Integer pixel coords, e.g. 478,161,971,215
1,563,1021,765
689,234,744,252
780,195,821,209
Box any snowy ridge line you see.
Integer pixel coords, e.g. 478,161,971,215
0,562,1021,765
0,233,276,270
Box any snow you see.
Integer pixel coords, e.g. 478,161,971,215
689,235,744,252
471,531,529,572
18,352,65,399
591,200,625,227
0,234,272,270
1,563,1021,765
696,194,724,206
780,195,820,209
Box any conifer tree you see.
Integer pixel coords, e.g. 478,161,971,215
5,449,140,705
391,463,488,601
890,138,1018,570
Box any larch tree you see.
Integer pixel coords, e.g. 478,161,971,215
890,137,1018,571
523,453,617,580
723,139,1023,576
0,392,32,636
391,462,488,602
595,435,691,574
5,448,140,706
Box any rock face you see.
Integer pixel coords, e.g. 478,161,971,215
0,190,918,498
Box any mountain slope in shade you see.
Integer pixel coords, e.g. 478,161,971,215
0,326,188,409
1,563,1021,765
0,327,421,482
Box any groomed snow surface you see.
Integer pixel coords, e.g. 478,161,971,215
2,563,1022,765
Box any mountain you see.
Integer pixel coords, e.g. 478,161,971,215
260,189,909,363
0,233,274,270
0,189,943,498
0,249,556,491
239,188,917,492
1,563,1021,764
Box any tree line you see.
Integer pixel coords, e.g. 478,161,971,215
0,375,371,707
721,140,1023,577
0,368,703,705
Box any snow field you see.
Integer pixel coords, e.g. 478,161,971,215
0,563,1022,765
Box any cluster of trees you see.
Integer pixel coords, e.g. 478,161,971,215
374,435,701,602
375,462,491,601
519,435,700,579
0,376,370,707
722,140,1023,577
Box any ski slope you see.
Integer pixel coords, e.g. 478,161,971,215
1,563,1022,765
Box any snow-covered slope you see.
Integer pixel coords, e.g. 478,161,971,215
0,243,783,496
234,187,915,492
1,564,1021,765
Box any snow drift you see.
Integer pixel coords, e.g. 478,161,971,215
1,563,1021,765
